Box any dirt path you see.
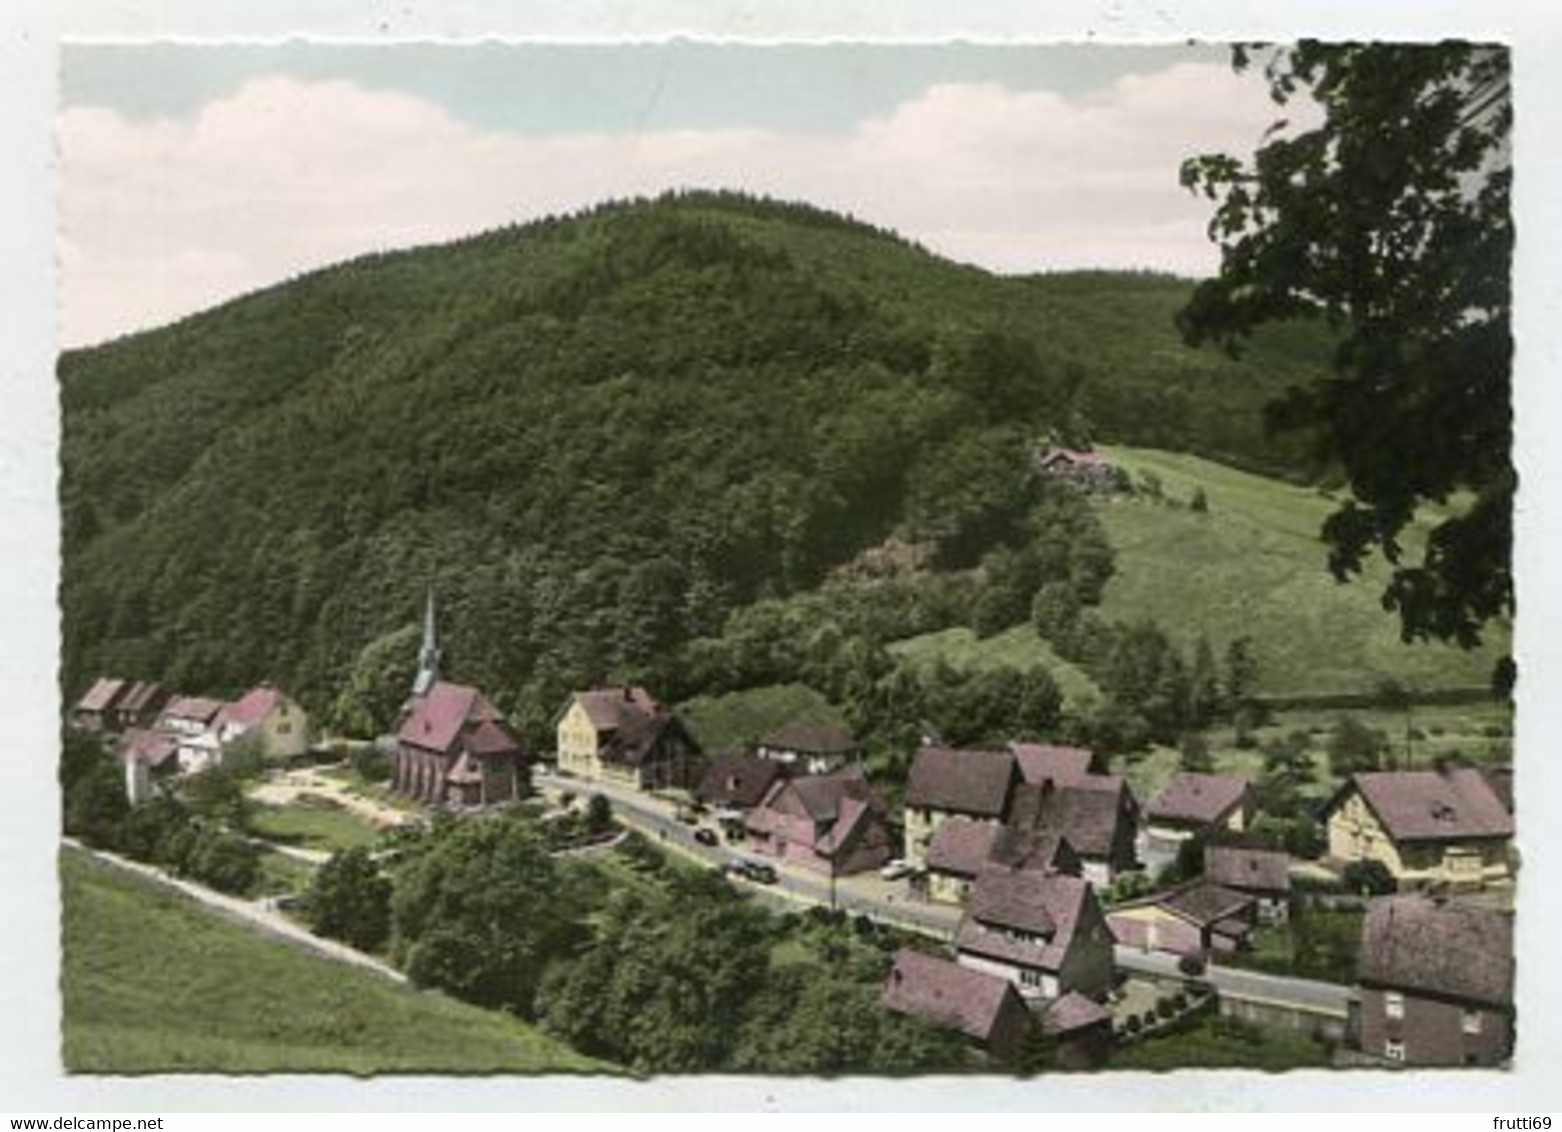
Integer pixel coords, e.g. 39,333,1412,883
247,765,414,829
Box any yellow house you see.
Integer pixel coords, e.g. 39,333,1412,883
554,686,701,792
901,746,1018,870
1321,769,1513,888
216,684,310,761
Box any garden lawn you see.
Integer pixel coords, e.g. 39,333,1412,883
1092,447,1508,698
247,802,383,852
1108,1015,1333,1071
60,847,607,1074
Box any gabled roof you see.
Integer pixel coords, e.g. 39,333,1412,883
1328,769,1514,842
1014,779,1133,860
1204,845,1291,895
905,746,1016,817
1041,991,1112,1036
1010,742,1094,786
1358,896,1513,1007
956,870,1096,973
927,817,1002,877
570,686,663,732
745,768,886,853
161,696,225,725
115,727,180,768
1146,772,1251,825
216,684,286,731
1161,879,1255,928
398,681,514,757
882,949,1028,1047
696,752,786,810
77,677,127,714
758,720,858,756
117,681,165,714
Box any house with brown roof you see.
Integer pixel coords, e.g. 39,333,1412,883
71,677,128,734
744,768,895,876
903,745,1020,870
114,727,181,805
393,681,528,809
756,720,860,775
112,680,168,733
925,817,1081,905
215,683,310,761
1041,991,1115,1070
1354,895,1513,1066
1106,878,1257,958
1321,768,1513,889
1141,772,1255,867
1013,778,1140,887
1204,844,1293,922
1032,446,1122,492
1010,741,1096,786
693,751,786,813
882,949,1032,1064
954,868,1115,1002
555,686,701,791
156,695,228,774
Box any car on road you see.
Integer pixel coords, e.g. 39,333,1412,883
741,860,778,884
879,858,915,881
693,827,719,847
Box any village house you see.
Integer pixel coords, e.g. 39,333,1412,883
954,867,1115,1003
1106,878,1257,958
1320,767,1513,889
112,680,168,733
692,750,786,815
114,727,180,805
554,686,702,791
882,948,1033,1064
71,677,128,734
392,680,528,808
1031,446,1122,492
1204,844,1293,923
925,817,1081,905
755,719,860,775
744,767,895,876
1141,772,1255,867
1039,991,1115,1070
1012,776,1140,887
1354,895,1513,1066
903,745,1020,870
214,683,310,762
156,695,227,774
1010,741,1096,785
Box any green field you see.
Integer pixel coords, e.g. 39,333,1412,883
678,682,848,752
248,802,383,853
1091,447,1508,697
60,847,606,1074
888,624,1102,709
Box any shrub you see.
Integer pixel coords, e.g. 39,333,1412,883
585,793,614,834
351,743,391,783
1177,953,1207,977
1171,992,1189,1012
1155,996,1176,1019
186,827,260,895
1125,1015,1143,1035
1341,859,1397,896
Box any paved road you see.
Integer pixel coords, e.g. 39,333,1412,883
63,838,406,984
538,769,1350,1017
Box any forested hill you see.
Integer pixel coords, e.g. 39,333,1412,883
59,191,1330,728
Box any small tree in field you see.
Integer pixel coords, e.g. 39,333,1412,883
311,846,393,952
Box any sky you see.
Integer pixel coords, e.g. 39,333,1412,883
57,42,1297,347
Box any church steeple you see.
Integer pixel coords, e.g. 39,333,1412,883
412,588,441,697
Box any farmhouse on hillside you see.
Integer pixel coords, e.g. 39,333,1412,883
1031,446,1122,492
1353,895,1513,1066
215,683,310,761
554,685,702,791
756,719,861,775
1320,768,1513,889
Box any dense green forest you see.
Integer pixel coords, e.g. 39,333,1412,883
60,191,1335,741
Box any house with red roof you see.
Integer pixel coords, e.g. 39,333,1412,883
156,695,228,774
215,683,310,761
1010,741,1096,786
954,867,1115,1003
1321,768,1513,889
114,727,181,804
1204,844,1293,922
693,751,786,814
882,948,1032,1063
393,681,528,809
926,816,1080,905
1041,991,1115,1070
744,767,895,876
902,745,1021,870
554,686,701,791
1106,878,1257,958
1031,446,1122,492
1354,895,1513,1066
1141,772,1255,867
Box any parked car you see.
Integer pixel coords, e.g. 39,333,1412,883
693,827,719,847
879,858,915,881
741,860,779,884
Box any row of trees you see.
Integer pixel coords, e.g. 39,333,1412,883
305,819,969,1074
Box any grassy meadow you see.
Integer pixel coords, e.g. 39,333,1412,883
248,801,383,853
1091,447,1509,698
678,682,848,752
60,847,605,1075
887,624,1103,709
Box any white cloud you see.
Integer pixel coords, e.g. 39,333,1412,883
58,62,1290,346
